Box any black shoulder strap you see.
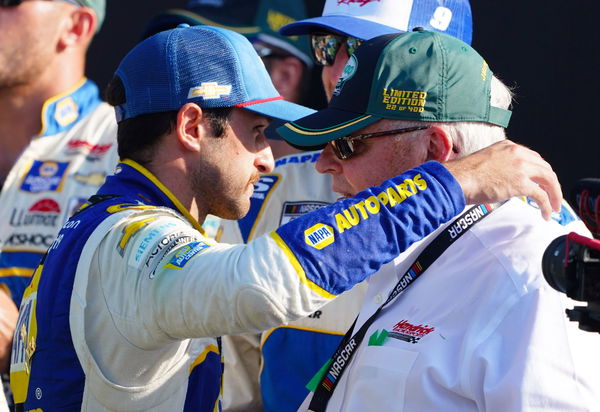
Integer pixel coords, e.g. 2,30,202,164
307,203,502,411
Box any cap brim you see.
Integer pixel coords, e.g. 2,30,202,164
242,99,316,124
253,33,313,67
142,9,260,40
279,15,403,40
264,118,285,141
276,107,380,149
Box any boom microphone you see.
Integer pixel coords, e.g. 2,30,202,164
571,178,600,238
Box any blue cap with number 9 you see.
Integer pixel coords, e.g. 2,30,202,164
279,0,472,45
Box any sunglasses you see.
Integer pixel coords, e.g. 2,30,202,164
310,33,363,66
0,0,81,6
330,125,430,160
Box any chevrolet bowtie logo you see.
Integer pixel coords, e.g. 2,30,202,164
74,172,106,186
188,82,232,99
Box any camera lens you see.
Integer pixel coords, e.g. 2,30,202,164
542,235,569,293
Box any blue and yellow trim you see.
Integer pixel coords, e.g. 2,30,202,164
121,159,206,235
269,232,335,300
243,173,281,242
189,344,220,374
261,325,345,349
0,268,35,278
38,78,102,138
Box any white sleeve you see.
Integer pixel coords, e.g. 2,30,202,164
98,162,465,349
96,213,330,349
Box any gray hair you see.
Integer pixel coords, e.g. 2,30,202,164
394,76,513,157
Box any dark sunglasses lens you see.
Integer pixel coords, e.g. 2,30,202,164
346,37,362,57
330,139,354,160
310,34,342,66
0,0,23,5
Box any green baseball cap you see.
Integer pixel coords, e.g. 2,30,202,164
141,0,261,39
251,0,312,67
277,29,512,149
78,0,105,32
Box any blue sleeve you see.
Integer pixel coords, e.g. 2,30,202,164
273,161,465,296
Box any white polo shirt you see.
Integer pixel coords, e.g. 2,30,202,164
302,198,600,411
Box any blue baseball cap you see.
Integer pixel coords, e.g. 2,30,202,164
279,0,473,45
114,25,315,122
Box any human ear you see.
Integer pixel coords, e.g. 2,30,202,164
57,7,96,50
426,125,454,162
176,103,204,152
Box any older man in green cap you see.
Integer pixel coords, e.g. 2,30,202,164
0,0,114,404
278,30,599,411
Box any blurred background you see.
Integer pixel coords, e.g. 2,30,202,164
86,0,598,199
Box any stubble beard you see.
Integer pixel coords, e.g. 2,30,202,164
0,51,48,90
191,163,260,221
0,27,58,90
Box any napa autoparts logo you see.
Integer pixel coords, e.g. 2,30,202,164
164,241,211,270
303,174,430,250
304,224,335,250
20,161,69,193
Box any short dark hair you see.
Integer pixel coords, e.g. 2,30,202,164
104,76,232,166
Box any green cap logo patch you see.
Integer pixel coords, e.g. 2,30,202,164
333,54,358,96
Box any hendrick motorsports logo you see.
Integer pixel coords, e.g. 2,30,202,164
389,320,435,344
337,0,381,6
304,223,335,250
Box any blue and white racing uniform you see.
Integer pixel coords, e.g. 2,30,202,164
10,159,465,410
0,78,118,307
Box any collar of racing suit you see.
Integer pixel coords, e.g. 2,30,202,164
37,77,103,139
96,159,205,233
